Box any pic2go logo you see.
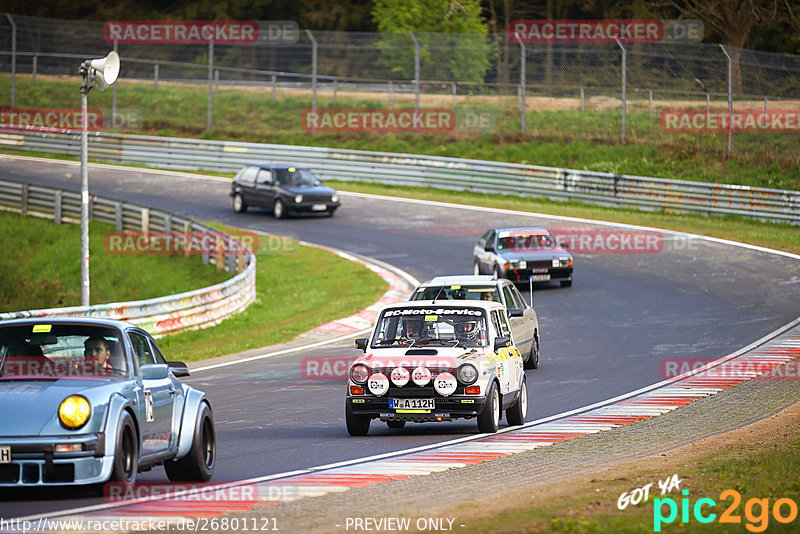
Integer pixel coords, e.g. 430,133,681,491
654,489,799,532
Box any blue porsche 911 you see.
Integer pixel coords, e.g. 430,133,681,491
0,318,215,487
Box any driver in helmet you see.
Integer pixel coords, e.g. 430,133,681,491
454,317,480,344
403,317,426,341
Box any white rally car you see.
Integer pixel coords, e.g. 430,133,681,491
346,300,527,435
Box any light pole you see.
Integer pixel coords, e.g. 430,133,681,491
79,51,120,306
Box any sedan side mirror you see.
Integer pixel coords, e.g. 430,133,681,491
355,338,368,352
494,336,511,351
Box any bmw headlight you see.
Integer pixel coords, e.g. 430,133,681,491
294,194,303,204
59,395,91,429
331,194,339,203
349,363,370,384
456,364,478,385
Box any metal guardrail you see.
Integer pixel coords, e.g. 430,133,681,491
2,129,798,224
0,179,257,336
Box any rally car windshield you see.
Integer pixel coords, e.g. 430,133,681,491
372,307,488,348
0,324,128,380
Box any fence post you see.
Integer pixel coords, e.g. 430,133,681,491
764,97,767,112
333,79,338,103
306,29,318,132
580,87,584,112
6,14,16,108
207,40,214,130
214,68,219,96
54,190,62,224
616,38,626,142
115,202,123,231
452,82,456,107
388,80,393,107
154,62,159,91
515,33,526,135
271,74,277,100
706,92,710,122
720,44,733,155
20,183,28,216
32,53,37,82
409,31,420,113
649,90,653,117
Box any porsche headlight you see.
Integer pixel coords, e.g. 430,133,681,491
349,363,370,384
59,395,91,429
456,364,478,385
294,194,303,204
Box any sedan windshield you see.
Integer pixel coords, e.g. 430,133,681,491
497,233,555,252
0,324,127,380
372,307,488,348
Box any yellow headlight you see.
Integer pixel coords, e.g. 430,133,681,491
59,396,91,429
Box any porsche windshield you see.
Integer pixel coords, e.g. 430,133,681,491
0,324,127,380
372,307,488,348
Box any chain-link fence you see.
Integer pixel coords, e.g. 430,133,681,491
2,14,800,147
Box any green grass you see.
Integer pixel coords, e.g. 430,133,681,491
450,420,800,534
0,210,230,311
2,75,799,190
329,181,800,255
0,212,388,361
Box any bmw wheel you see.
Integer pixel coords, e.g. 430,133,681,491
273,198,285,219
506,377,528,426
109,411,138,483
165,402,216,482
232,193,247,213
477,382,500,433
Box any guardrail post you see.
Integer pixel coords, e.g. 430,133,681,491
271,75,277,101
154,62,159,91
616,38,626,142
164,214,172,232
141,207,149,234
54,190,63,224
6,14,16,107
409,31,420,113
21,183,28,216
115,202,123,231
206,39,214,131
720,44,733,155
32,53,37,82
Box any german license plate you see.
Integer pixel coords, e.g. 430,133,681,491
530,274,551,281
390,398,434,410
311,203,327,211
0,446,10,464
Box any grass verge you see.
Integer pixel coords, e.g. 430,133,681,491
330,181,800,255
446,402,800,534
0,211,388,361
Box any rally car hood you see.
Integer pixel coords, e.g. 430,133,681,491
356,345,488,370
0,379,117,436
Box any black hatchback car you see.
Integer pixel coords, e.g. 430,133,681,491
230,164,341,218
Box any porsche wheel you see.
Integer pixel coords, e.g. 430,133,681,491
109,411,138,483
273,199,285,219
165,402,216,482
506,377,528,426
477,382,500,433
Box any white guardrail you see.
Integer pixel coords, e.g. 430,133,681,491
1,130,798,224
0,179,256,336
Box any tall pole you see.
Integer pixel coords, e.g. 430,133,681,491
112,40,118,122
6,14,16,108
207,40,214,130
306,29,317,130
409,31,420,113
720,44,733,155
617,38,626,142
515,33,526,134
80,74,90,306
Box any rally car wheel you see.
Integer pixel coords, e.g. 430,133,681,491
346,404,371,436
386,420,406,429
524,334,540,370
165,402,216,482
477,382,500,433
506,377,528,426
232,193,247,213
273,199,286,219
110,411,138,483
